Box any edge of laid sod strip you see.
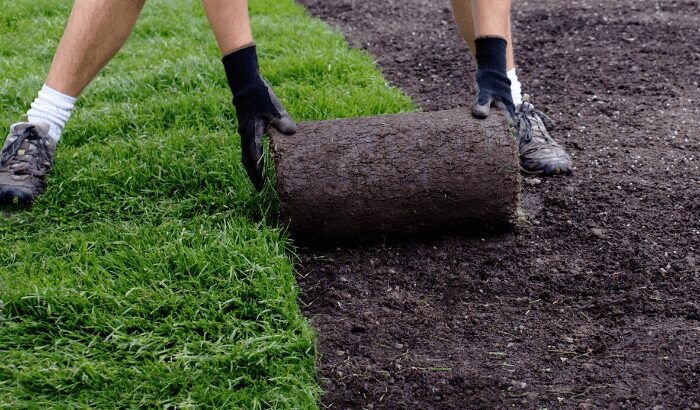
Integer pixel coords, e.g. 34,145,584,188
0,0,414,408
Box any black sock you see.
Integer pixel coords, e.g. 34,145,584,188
474,37,515,116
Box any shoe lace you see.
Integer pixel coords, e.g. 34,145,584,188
515,102,556,144
0,127,50,168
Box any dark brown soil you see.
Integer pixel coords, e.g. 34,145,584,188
294,0,700,408
271,110,519,245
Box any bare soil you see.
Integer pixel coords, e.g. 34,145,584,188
295,0,700,408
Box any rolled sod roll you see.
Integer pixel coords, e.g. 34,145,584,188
269,109,521,244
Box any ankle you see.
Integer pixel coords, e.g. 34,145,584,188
26,84,76,143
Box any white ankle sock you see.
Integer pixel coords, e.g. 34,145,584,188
507,68,523,107
26,84,77,143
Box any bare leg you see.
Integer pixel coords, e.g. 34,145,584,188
45,0,147,97
449,0,515,70
201,0,254,56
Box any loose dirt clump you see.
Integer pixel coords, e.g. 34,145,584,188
296,0,700,408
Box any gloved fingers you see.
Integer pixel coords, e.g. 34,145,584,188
493,98,516,120
472,95,518,120
240,117,266,191
267,113,297,135
263,80,298,135
472,84,492,118
474,69,515,117
472,96,493,119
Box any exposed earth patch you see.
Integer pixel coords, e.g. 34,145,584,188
295,0,700,408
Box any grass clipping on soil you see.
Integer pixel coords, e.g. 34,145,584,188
0,0,414,407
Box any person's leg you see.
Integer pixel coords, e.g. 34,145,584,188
1,0,147,205
470,0,514,70
451,0,522,112
27,0,147,142
450,0,515,71
201,0,254,56
450,0,572,176
46,0,147,97
202,0,296,190
452,0,515,118
450,0,476,54
452,0,522,106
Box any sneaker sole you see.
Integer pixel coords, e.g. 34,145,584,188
521,164,573,177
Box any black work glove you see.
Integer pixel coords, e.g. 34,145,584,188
223,44,297,191
472,37,516,119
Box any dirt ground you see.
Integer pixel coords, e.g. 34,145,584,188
294,0,700,408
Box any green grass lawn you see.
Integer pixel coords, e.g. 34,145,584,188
0,0,413,407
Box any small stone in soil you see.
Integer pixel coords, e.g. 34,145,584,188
525,177,542,186
591,228,606,238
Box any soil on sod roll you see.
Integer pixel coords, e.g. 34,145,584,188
270,110,519,245
295,0,700,408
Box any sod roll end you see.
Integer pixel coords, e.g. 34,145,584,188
270,109,521,245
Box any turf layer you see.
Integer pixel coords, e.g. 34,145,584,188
0,0,413,407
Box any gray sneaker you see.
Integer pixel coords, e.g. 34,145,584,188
515,95,572,176
0,122,56,206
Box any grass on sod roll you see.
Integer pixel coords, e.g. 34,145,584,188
0,0,414,407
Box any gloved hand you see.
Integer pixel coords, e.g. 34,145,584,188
223,44,297,191
471,37,516,119
233,79,297,191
